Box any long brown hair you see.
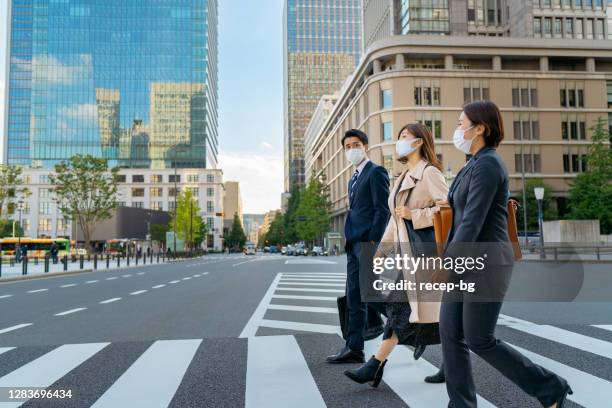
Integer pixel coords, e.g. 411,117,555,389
396,123,443,171
462,100,504,147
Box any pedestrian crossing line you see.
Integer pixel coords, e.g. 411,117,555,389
272,294,338,301
285,259,337,265
246,335,326,408
258,319,341,335
130,290,147,295
267,304,338,314
363,338,495,408
275,287,344,293
27,289,48,293
0,342,109,407
0,347,15,355
54,307,87,316
240,274,282,338
90,339,201,408
499,314,612,360
152,284,166,289
277,282,345,287
280,277,346,282
281,273,345,277
0,323,32,335
508,342,612,408
592,324,612,332
100,298,122,304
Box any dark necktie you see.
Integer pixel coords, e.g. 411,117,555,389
349,169,359,203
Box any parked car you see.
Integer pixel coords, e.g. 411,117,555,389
311,246,323,256
295,244,307,256
263,246,270,253
286,245,296,256
281,246,287,255
269,245,278,253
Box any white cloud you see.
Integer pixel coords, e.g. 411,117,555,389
57,103,98,121
218,152,283,214
261,141,273,149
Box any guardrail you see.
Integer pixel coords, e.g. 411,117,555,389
520,243,612,261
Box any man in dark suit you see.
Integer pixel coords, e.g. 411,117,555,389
326,129,390,364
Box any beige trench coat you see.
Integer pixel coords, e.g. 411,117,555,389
379,159,449,323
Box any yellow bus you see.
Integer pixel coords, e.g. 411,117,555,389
0,238,70,258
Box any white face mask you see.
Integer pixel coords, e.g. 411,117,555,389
453,125,475,154
345,148,365,166
395,139,418,159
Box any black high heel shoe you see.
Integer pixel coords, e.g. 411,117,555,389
344,356,388,388
548,384,573,408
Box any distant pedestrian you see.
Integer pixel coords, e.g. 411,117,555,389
137,244,142,258
50,242,59,264
20,244,28,262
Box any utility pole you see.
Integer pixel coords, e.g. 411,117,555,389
173,159,178,255
189,199,193,256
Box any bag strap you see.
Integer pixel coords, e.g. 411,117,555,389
403,163,431,207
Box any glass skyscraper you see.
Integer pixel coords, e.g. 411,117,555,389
283,0,362,191
4,0,218,169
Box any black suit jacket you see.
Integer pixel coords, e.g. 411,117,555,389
344,161,390,245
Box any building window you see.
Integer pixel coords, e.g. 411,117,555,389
169,175,181,183
415,81,441,106
168,201,176,211
150,201,162,211
117,201,126,207
39,175,50,184
563,153,587,173
207,217,214,228
381,89,392,109
187,187,199,196
132,175,144,183
132,188,145,197
186,174,199,183
534,17,542,37
514,153,541,173
150,187,163,197
512,82,537,107
513,115,539,140
463,80,490,104
382,122,393,141
207,187,214,197
560,82,584,108
115,174,126,183
383,155,394,175
39,188,51,198
565,19,573,38
38,218,52,231
206,174,215,183
39,202,51,215
132,202,144,208
151,174,163,183
57,218,68,232
22,219,30,232
169,188,179,197
206,201,214,212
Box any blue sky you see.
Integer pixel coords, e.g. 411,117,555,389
0,0,284,214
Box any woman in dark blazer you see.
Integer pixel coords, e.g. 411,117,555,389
439,101,572,408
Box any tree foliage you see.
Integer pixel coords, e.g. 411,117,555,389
225,212,247,250
0,219,24,238
516,178,558,231
150,223,169,245
169,189,207,250
567,117,612,234
49,155,118,251
295,176,331,247
0,164,30,220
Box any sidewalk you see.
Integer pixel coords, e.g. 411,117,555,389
0,255,173,282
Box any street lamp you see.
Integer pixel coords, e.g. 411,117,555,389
534,187,546,259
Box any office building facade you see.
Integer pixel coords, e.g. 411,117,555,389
283,0,362,191
5,0,219,169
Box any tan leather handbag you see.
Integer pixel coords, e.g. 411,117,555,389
432,199,522,260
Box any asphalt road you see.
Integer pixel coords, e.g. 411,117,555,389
0,253,609,407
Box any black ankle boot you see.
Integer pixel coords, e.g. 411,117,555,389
344,356,388,388
424,365,445,383
413,344,426,360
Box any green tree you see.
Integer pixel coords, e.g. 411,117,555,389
264,212,286,246
516,178,558,232
567,117,612,234
295,176,331,247
225,212,247,250
0,164,30,220
49,155,119,252
283,186,301,243
169,189,207,251
150,223,169,247
0,219,24,238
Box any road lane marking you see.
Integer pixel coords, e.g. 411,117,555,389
100,298,122,304
54,308,87,316
258,319,341,334
364,337,495,408
136,272,145,275
106,277,118,280
193,274,200,277
130,290,147,295
182,277,191,281
284,259,336,265
275,287,344,293
169,280,180,284
0,342,109,406
508,342,612,408
0,295,12,299
0,323,33,335
592,325,612,332
280,278,345,282
90,339,201,408
240,274,282,338
499,314,612,360
27,289,48,293
277,282,344,287
152,284,166,289
272,294,337,301
202,272,209,275
246,335,325,408
267,304,337,314
122,274,133,277
281,273,345,277
86,280,99,284
60,284,77,288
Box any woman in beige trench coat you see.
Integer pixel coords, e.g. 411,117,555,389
344,123,449,388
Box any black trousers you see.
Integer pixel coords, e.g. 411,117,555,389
345,242,386,351
440,289,567,407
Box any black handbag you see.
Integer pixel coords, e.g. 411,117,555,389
337,296,384,341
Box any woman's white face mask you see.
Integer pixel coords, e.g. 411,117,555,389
395,139,418,159
452,125,475,154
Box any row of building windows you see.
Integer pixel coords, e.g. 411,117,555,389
115,174,215,183
536,0,604,9
533,16,606,39
19,218,70,233
129,187,214,197
117,200,216,213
